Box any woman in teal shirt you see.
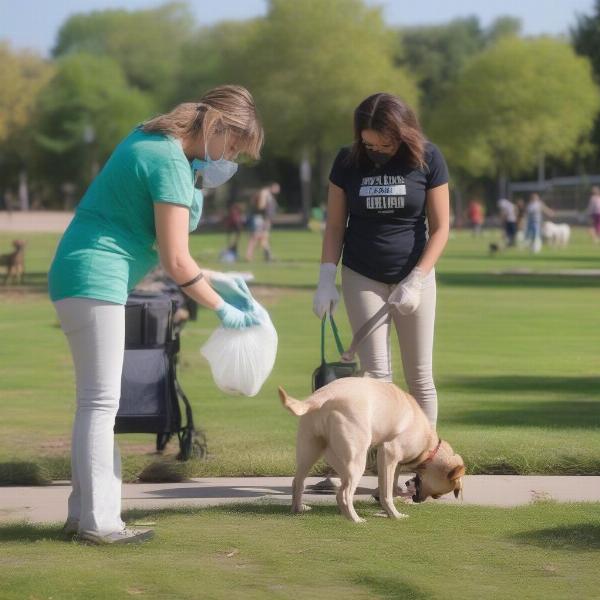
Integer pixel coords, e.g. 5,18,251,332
48,85,263,545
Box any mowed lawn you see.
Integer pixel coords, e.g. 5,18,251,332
0,501,599,600
0,226,599,483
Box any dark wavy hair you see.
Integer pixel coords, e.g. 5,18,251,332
348,93,426,170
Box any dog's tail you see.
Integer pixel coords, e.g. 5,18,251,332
278,386,318,416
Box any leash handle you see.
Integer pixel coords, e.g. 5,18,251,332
344,303,391,360
320,313,346,363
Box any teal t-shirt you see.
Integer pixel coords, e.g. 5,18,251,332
48,127,203,305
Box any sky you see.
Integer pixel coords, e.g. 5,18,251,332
0,0,595,57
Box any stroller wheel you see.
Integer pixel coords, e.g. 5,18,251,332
177,428,208,461
156,432,171,453
191,429,208,460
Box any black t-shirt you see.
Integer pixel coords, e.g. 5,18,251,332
329,141,449,284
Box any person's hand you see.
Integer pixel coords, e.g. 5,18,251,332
207,271,252,311
215,301,261,329
388,267,425,315
312,263,339,318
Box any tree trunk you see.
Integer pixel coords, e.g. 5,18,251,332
299,148,311,227
452,185,463,229
537,153,546,184
497,169,508,199
18,169,29,211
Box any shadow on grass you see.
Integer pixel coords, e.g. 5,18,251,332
2,270,599,295
437,272,600,289
509,523,600,551
446,253,600,265
0,462,52,486
122,501,354,524
0,504,337,544
0,522,63,543
444,375,600,395
442,376,600,429
354,574,432,600
0,271,48,292
445,401,599,429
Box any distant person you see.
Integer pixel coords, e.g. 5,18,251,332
467,199,484,237
515,198,526,246
497,198,517,247
526,193,554,253
246,182,279,261
220,201,245,261
586,185,600,244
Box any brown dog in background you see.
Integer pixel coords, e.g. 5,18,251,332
0,239,26,284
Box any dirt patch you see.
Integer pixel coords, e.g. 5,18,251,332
249,286,297,306
38,438,70,455
0,210,73,233
34,438,159,457
0,288,48,302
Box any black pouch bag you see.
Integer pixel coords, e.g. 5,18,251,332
312,315,358,391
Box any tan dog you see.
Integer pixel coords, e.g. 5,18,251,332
279,377,465,523
0,239,26,285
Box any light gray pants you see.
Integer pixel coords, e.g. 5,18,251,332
53,297,125,536
341,266,438,427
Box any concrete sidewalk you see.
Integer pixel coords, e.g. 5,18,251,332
1,475,599,524
0,210,73,233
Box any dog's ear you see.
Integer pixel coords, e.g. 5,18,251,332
448,464,465,481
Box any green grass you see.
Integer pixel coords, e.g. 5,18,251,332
0,501,599,599
0,227,599,483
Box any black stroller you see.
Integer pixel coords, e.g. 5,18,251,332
114,284,207,461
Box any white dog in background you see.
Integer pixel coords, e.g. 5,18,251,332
543,221,571,247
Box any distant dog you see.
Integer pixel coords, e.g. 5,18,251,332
542,222,570,247
489,242,500,256
279,378,465,523
0,239,26,284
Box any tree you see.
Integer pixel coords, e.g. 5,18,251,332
174,20,262,101
52,2,193,107
230,0,419,217
0,43,54,209
398,16,522,119
572,0,600,78
246,0,418,157
429,37,600,196
572,0,600,164
32,53,153,200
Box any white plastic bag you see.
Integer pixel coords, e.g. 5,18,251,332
201,301,278,397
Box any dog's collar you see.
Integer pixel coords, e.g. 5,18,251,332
416,438,442,470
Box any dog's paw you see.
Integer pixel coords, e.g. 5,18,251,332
390,512,409,520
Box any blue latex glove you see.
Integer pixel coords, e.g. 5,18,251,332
215,301,261,329
208,272,253,311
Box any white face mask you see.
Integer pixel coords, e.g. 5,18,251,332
191,130,238,188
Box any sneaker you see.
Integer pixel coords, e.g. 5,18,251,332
61,518,79,537
371,487,411,503
78,527,154,545
305,477,341,494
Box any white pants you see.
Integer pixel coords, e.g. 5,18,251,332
54,297,125,535
341,266,438,427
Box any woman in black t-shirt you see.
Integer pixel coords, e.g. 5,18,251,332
313,92,450,430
